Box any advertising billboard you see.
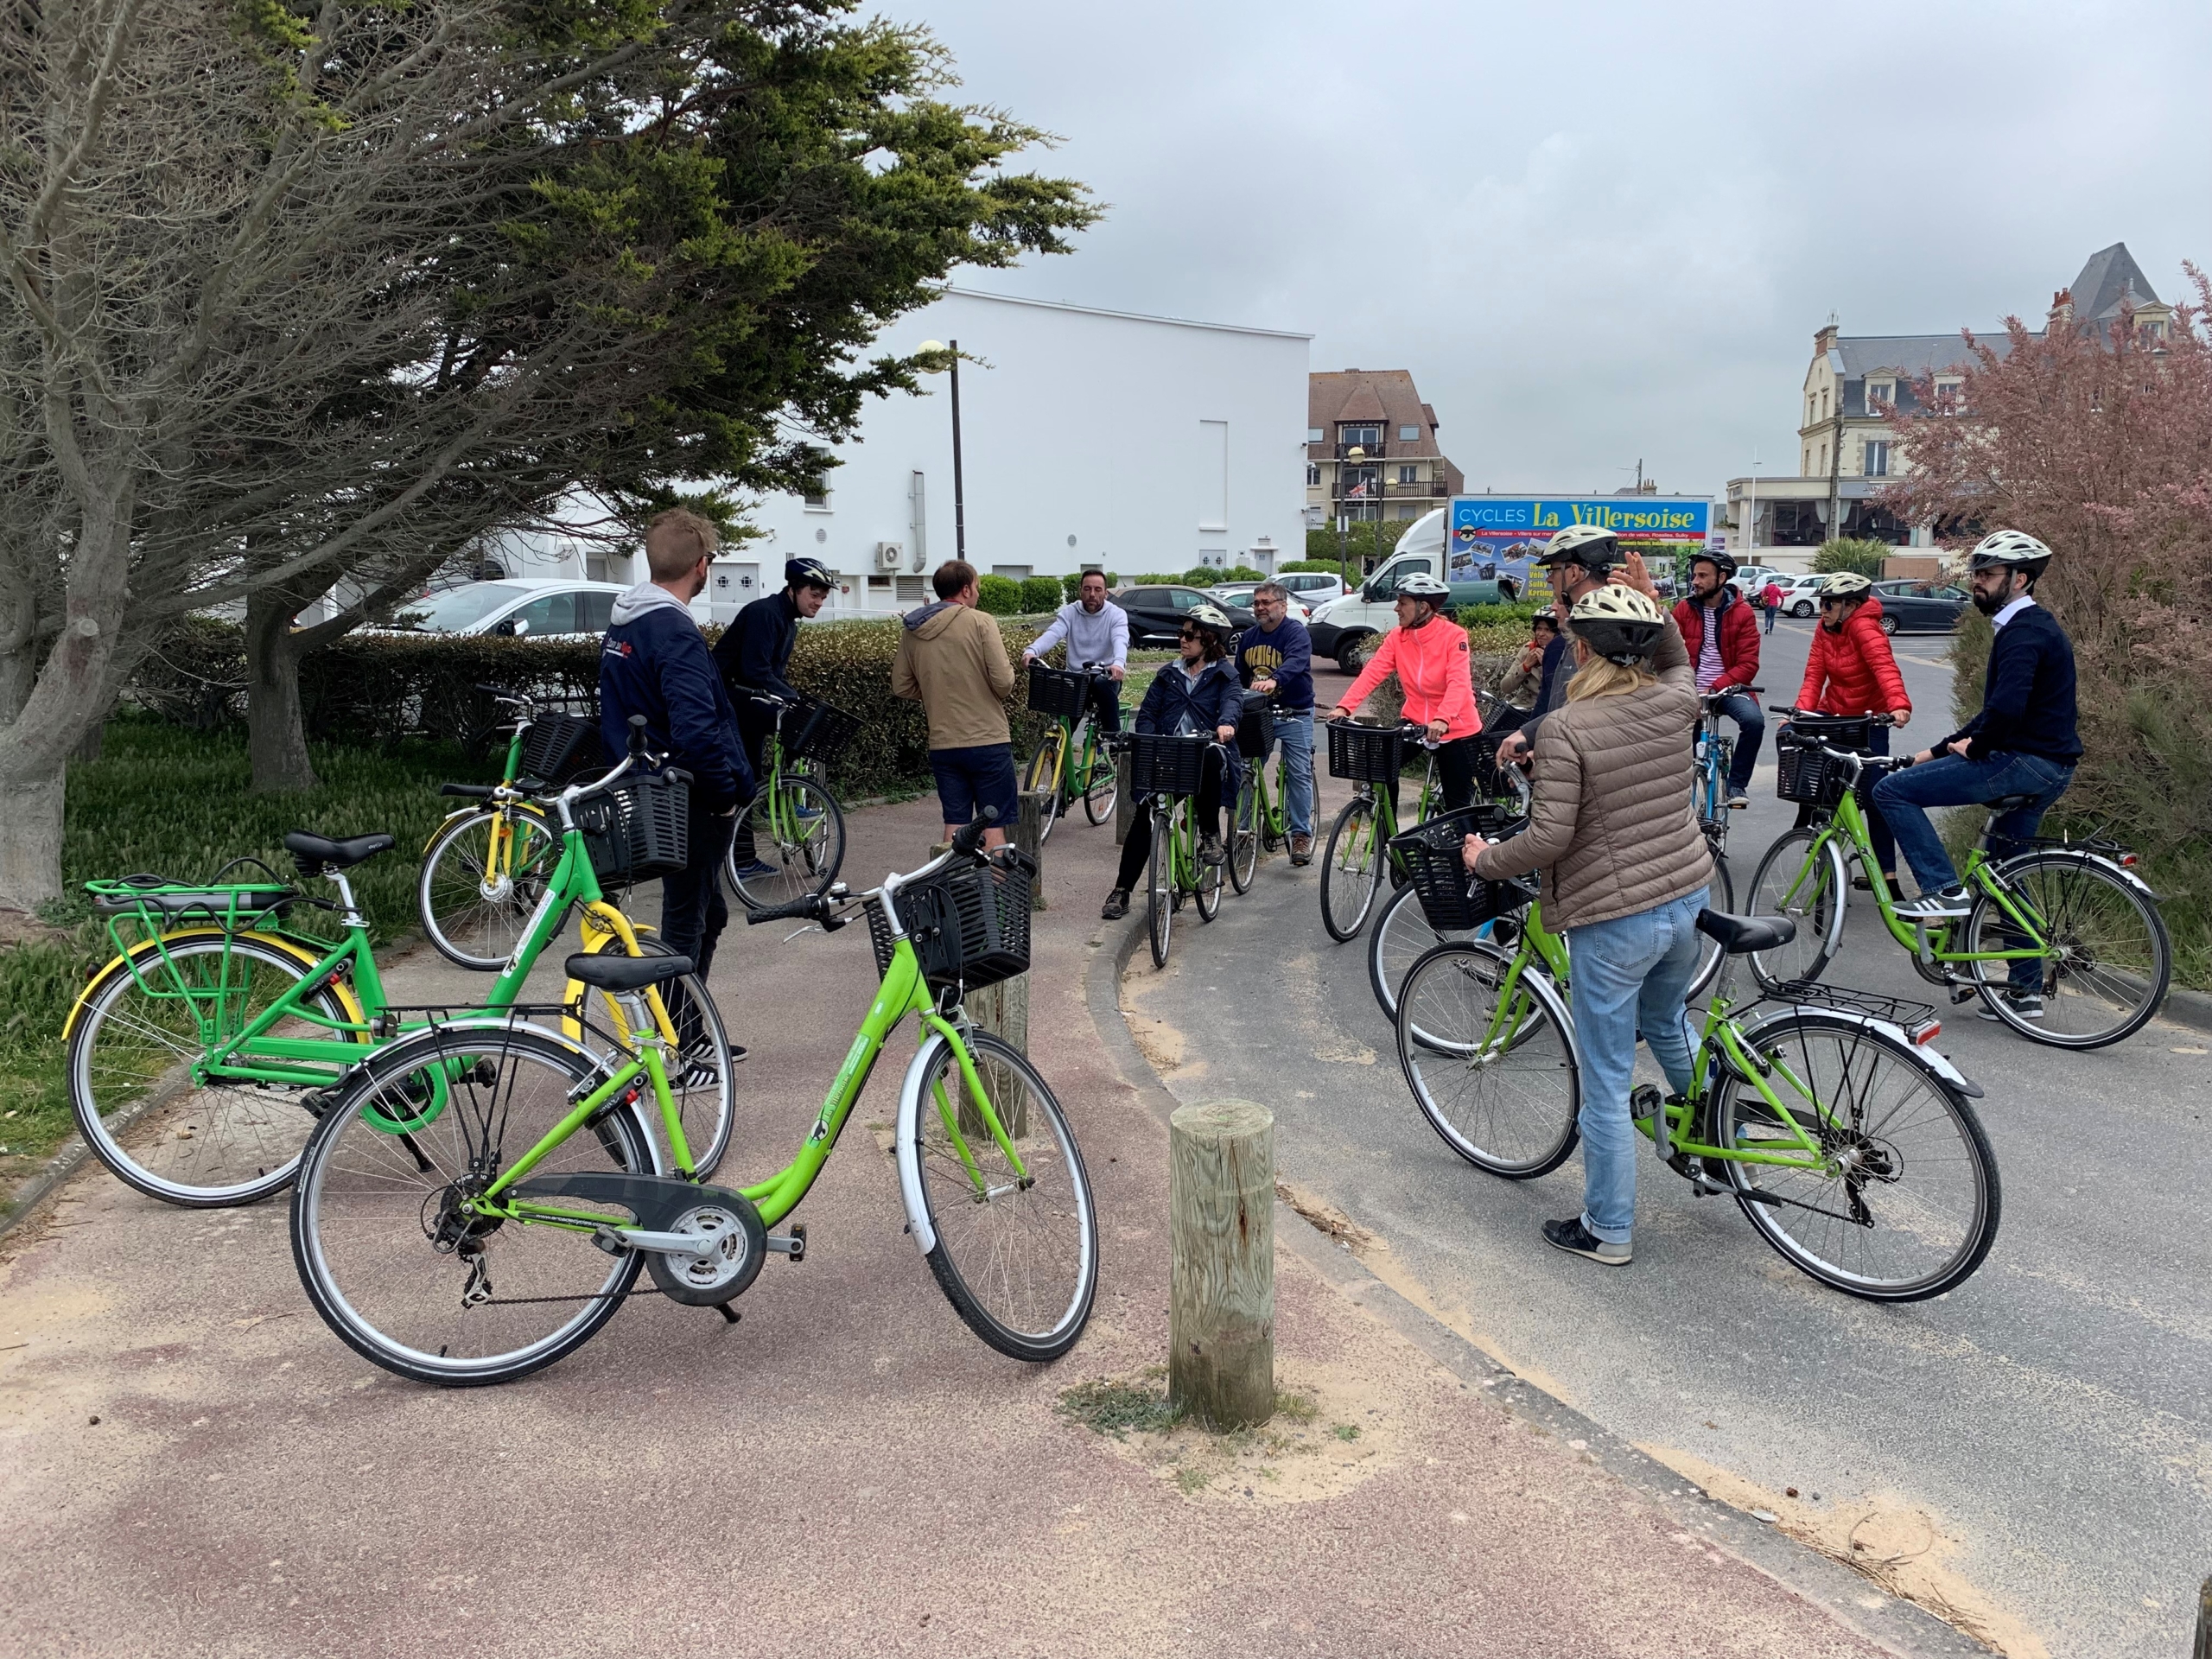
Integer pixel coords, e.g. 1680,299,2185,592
1447,496,1713,596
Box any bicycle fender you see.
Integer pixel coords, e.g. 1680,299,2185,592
1992,845,2160,904
892,1029,955,1256
62,928,364,1043
1737,1005,1982,1100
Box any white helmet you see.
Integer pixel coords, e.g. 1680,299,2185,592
1967,529,2053,578
1536,524,1622,569
1568,585,1665,664
1395,572,1450,601
1820,571,1873,599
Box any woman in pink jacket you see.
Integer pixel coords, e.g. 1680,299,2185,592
1328,572,1484,809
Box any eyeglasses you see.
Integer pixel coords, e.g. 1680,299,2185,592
1179,628,1201,640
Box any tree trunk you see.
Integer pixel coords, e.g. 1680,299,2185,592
245,586,318,792
0,756,67,917
0,578,39,728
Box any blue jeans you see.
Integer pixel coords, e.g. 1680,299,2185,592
1708,690,1764,793
1274,710,1315,838
1761,604,1777,632
1566,887,1708,1244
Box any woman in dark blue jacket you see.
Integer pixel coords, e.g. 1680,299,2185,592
1101,606,1243,919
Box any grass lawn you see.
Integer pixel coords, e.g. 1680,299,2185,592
0,714,499,1183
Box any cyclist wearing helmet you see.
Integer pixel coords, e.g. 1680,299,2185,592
1496,524,1647,765
1872,533,2081,1010
1496,609,1560,712
715,556,836,878
1100,604,1243,920
1462,575,1713,1268
1671,548,1762,807
1792,571,1910,898
1327,571,1485,810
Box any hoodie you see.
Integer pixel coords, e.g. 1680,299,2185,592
891,601,1016,750
599,581,751,810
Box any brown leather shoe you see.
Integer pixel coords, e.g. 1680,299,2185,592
1289,834,1314,866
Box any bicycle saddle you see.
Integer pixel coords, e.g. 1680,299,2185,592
1695,910,1797,955
283,830,397,873
1982,793,2043,810
564,952,694,993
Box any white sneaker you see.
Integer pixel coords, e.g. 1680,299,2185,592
1892,887,1971,919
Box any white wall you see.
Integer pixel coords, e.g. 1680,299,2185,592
730,287,1311,619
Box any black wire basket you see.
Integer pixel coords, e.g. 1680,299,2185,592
784,696,860,766
1027,665,1092,723
1129,732,1210,798
1389,804,1537,931
1775,719,1869,807
1327,720,1406,785
1235,692,1276,760
863,852,1036,992
519,711,607,787
578,772,690,883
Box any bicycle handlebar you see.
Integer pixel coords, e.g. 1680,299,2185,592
746,891,834,926
1768,706,1897,725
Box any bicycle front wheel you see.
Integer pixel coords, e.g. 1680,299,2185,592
579,936,735,1179
1228,779,1259,893
1962,852,2171,1048
1147,806,1172,968
1367,880,1476,1024
1081,731,1119,825
728,777,845,910
1745,826,1847,989
907,1030,1098,1361
291,1022,657,1386
1715,1010,1999,1301
1023,734,1065,845
67,932,366,1207
1320,798,1381,943
1193,801,1224,921
1396,944,1580,1177
418,805,557,971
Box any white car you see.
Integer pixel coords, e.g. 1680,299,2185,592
386,579,631,640
1208,582,1313,621
1768,573,1831,618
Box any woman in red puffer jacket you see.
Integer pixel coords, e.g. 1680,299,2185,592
1792,572,1910,893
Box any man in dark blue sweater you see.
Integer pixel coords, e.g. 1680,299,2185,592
1234,582,1317,861
713,556,835,878
1873,531,2078,1010
600,511,753,1046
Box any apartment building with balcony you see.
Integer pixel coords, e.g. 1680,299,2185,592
1726,243,2171,563
1306,369,1465,527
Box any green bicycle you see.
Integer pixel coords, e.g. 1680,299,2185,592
1022,661,1121,842
288,819,1096,1385
66,724,734,1209
1130,732,1230,968
1319,720,1447,942
724,690,853,911
1745,710,2170,1048
1389,824,1999,1301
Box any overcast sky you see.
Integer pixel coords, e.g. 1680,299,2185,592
911,0,2212,498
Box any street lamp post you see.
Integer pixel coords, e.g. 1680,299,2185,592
917,340,966,560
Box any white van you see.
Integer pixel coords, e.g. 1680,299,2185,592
1304,510,1512,673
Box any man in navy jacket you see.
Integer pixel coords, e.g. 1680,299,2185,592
1234,582,1317,861
713,556,834,876
600,510,753,1045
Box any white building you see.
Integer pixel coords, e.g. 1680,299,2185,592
493,286,1312,620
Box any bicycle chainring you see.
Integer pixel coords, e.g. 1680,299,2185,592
645,1194,768,1306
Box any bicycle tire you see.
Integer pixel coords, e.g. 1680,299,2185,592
1193,797,1224,922
1147,805,1172,968
1320,798,1381,943
1714,1009,1999,1301
1962,851,2171,1049
727,776,845,910
1024,734,1064,845
1745,827,1847,989
1080,726,1118,825
1228,780,1259,893
1395,943,1580,1179
909,1030,1098,1361
67,931,366,1207
1686,851,1735,1001
418,804,557,971
290,1021,659,1385
1367,880,1476,1024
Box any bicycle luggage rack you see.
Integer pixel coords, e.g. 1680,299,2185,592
1026,665,1092,723
1327,720,1405,785
1762,978,1942,1045
785,696,860,766
1128,733,1210,798
1389,804,1535,931
863,852,1036,992
578,772,692,883
84,861,308,1001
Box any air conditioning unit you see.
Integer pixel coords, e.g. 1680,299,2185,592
874,541,904,571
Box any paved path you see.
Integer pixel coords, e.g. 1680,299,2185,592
2,787,1916,1656
1119,620,2212,1659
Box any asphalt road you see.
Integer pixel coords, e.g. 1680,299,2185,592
1123,616,2212,1659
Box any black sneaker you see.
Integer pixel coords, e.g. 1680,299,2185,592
1541,1217,1631,1266
1893,886,1971,919
1100,888,1130,921
1977,991,2044,1021
1199,834,1225,866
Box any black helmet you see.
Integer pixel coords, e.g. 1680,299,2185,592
1692,548,1738,579
1568,586,1666,665
785,557,835,591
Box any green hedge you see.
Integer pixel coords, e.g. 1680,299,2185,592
1020,576,1063,613
977,575,1022,615
1058,571,1119,601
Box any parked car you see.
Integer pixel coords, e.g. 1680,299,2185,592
1276,571,1349,606
385,578,629,640
1871,580,1969,634
1772,573,1831,618
1208,582,1313,621
1730,563,1782,595
1110,585,1259,647
1305,549,1510,673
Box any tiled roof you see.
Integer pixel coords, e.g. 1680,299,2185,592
2067,242,2163,323
1308,370,1443,457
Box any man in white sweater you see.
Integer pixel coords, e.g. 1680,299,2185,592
1022,570,1130,732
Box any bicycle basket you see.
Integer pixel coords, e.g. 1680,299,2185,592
784,696,860,766
1235,691,1276,760
1775,727,1856,807
518,710,607,788
1388,804,1536,931
1027,664,1092,723
577,772,690,883
1129,732,1210,798
862,851,1036,992
1327,720,1405,785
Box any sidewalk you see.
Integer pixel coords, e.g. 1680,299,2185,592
0,789,1913,1656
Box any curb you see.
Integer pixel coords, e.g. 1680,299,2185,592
1082,910,1990,1659
2158,982,2212,1037
0,1137,97,1243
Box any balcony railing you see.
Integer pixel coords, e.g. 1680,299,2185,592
1332,441,1388,460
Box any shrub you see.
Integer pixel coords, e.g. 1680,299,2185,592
1179,564,1264,585
976,575,1022,615
1278,559,1344,574
1305,521,1420,568
1814,538,1891,579
1020,576,1064,613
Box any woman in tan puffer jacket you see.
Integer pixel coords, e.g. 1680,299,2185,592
1462,564,1715,1268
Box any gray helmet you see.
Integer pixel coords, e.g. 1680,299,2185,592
1395,572,1450,600
1536,524,1621,569
1184,601,1233,634
1820,570,1873,599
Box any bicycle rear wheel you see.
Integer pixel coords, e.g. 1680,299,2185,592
291,1021,657,1386
907,1030,1097,1361
419,805,557,971
1714,1009,1999,1301
1962,852,2170,1048
1745,826,1847,988
1395,943,1580,1179
1081,726,1118,825
1147,807,1172,968
1686,849,1735,1001
1367,879,1476,1023
727,777,845,910
579,937,734,1179
1193,799,1224,921
1320,798,1381,943
1023,734,1064,845
1228,780,1259,893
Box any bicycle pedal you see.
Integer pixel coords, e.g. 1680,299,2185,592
1630,1084,1663,1122
1950,985,1978,1005
766,1224,807,1262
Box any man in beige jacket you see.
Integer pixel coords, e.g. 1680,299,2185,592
893,559,1018,848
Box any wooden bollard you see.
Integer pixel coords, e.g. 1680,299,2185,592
1169,1100,1275,1430
2194,1573,2210,1659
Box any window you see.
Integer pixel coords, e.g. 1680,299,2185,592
990,564,1032,582
1817,442,1827,474
1866,378,1895,410
1306,463,1320,486
1306,427,1325,443
575,591,616,632
1934,376,1964,412
1863,441,1891,478
1820,389,1829,419
1397,464,1419,485
504,591,577,636
1338,423,1381,449
803,489,831,511
1397,425,1420,442
1397,505,1418,519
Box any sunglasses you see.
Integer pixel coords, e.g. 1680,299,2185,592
1179,628,1202,640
